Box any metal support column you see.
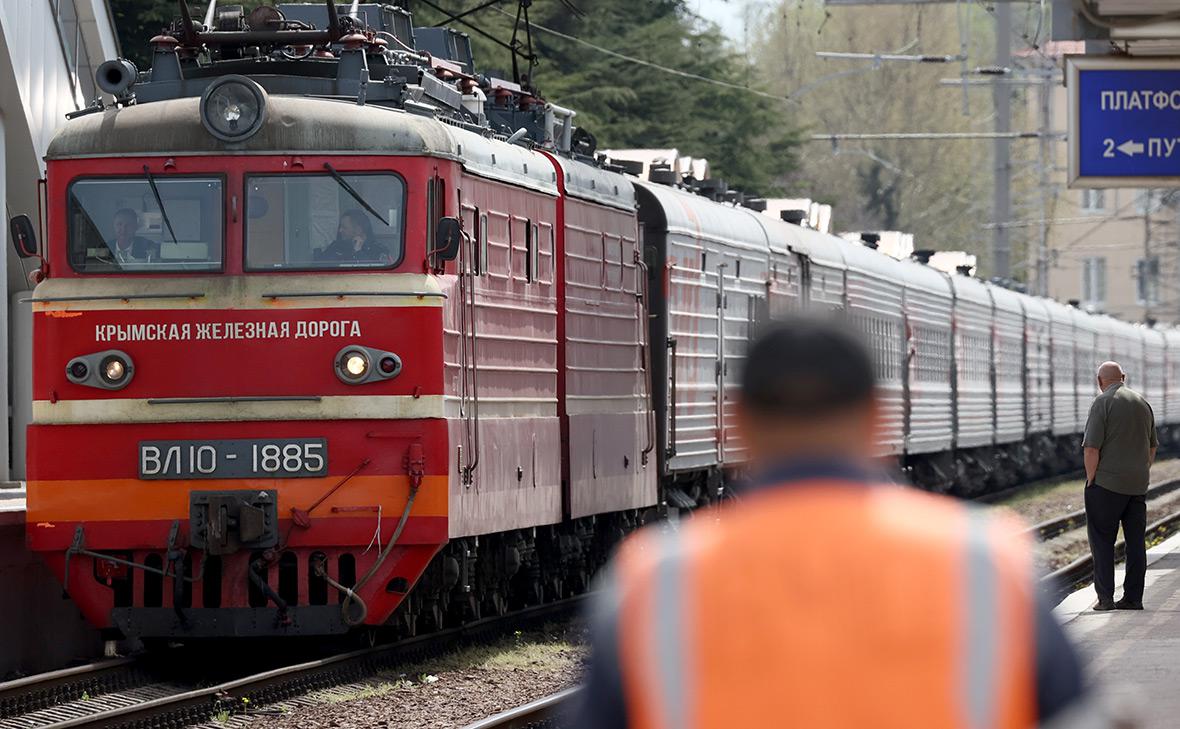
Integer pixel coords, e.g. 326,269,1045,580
993,2,1012,280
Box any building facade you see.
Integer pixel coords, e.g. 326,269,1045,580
1,0,119,479
1046,186,1177,323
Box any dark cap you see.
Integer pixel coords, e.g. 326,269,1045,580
741,317,876,418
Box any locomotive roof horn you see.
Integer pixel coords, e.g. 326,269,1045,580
96,59,138,99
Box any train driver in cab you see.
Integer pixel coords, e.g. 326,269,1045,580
92,208,161,266
314,209,391,265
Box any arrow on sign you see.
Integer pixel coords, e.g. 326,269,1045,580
1118,140,1145,156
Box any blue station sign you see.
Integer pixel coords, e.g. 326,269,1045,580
1068,57,1180,188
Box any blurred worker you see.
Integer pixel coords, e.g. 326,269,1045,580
574,317,1089,729
1084,361,1157,611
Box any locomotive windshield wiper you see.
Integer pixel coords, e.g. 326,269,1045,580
323,163,389,226
142,165,179,246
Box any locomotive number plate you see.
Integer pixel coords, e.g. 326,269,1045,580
139,438,328,480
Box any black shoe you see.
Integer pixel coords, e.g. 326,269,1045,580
1093,600,1117,611
1114,598,1144,610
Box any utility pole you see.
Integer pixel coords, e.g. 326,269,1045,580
992,2,1012,280
1144,189,1153,321
1035,61,1052,296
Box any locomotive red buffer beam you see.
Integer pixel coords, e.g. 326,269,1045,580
28,420,449,638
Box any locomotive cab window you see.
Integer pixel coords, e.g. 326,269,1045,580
67,177,224,273
245,173,405,270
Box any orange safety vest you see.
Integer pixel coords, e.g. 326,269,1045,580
615,481,1036,729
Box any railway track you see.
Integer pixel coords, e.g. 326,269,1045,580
1040,505,1180,603
0,598,583,729
1025,476,1180,541
459,688,580,729
0,658,146,722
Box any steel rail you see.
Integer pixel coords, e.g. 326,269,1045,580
460,687,581,729
9,597,583,729
1025,476,1180,541
1041,507,1180,603
0,658,141,719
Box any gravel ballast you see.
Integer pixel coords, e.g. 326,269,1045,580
240,626,586,729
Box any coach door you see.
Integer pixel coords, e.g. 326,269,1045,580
456,191,481,486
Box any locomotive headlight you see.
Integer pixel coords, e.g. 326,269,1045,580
337,349,370,383
100,354,131,386
67,350,134,390
334,345,401,384
200,75,267,142
344,353,368,377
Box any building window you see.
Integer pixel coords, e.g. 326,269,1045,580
1082,257,1106,308
1135,189,1160,215
1137,256,1160,306
1081,189,1106,213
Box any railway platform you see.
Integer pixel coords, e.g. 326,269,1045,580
0,485,103,679
1055,532,1180,728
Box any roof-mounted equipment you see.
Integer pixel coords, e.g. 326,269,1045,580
780,210,807,226
96,58,139,99
860,232,880,249
649,165,678,186
697,178,727,201
911,250,934,265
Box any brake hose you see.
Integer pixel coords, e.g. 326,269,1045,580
323,481,419,627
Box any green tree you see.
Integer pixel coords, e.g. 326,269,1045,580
111,0,182,68
750,0,1042,277
420,0,800,193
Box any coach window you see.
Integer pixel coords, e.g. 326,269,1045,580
478,214,489,275
245,173,404,270
67,177,224,273
524,221,535,283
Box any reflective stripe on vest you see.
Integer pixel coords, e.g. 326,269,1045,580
965,508,998,729
616,483,1036,729
651,530,688,729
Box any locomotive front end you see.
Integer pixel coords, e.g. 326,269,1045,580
26,95,456,639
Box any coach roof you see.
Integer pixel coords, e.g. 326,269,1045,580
46,95,559,195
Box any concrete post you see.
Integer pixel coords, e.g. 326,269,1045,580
992,3,1012,281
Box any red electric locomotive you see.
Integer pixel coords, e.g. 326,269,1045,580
19,1,658,640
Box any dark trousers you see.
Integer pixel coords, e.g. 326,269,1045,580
1085,483,1147,604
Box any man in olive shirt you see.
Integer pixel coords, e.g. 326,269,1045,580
1083,361,1158,611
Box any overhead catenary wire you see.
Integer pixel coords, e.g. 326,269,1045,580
810,131,1063,141
493,7,800,104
